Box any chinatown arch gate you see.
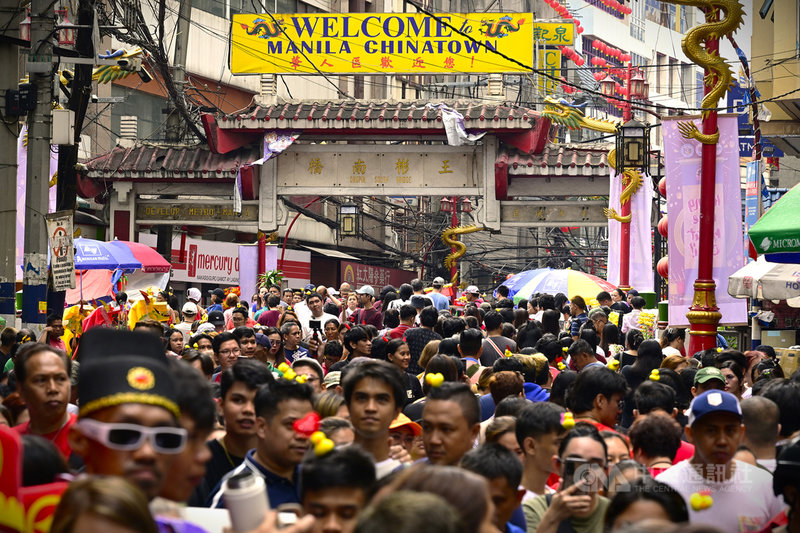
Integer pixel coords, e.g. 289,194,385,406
83,100,613,263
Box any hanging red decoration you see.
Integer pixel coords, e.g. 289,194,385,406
658,177,667,196
657,215,668,238
593,39,601,48
656,257,669,280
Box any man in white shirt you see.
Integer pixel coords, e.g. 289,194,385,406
656,390,785,532
174,302,197,342
300,292,337,345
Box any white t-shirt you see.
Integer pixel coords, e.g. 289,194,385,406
656,460,785,532
301,312,338,340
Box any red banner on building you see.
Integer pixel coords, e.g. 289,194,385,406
340,261,416,291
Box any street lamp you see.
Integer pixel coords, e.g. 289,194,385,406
600,75,616,97
337,202,360,237
56,9,76,46
616,118,651,171
629,70,645,99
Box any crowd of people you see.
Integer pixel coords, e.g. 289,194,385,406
2,279,800,533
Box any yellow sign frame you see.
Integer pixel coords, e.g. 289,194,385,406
231,12,534,74
537,48,561,96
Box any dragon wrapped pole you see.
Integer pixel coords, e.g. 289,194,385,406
660,0,744,354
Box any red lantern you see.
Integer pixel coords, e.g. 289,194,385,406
593,39,601,48
598,58,607,67
577,26,584,34
658,215,668,237
657,257,669,280
658,177,667,196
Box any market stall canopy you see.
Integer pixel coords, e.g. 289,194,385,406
74,238,171,273
728,256,800,307
748,183,800,264
511,268,616,305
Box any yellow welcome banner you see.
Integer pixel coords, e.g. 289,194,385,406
231,12,534,74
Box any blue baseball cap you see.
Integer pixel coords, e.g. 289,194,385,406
687,390,742,427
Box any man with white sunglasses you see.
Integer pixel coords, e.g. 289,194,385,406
68,328,188,501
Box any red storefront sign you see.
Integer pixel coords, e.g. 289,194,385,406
340,261,416,291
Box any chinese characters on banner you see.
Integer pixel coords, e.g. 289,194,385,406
537,48,561,96
341,261,416,291
231,13,533,74
663,115,747,326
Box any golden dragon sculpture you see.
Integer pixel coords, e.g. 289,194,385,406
442,224,484,285
541,97,642,223
660,0,744,143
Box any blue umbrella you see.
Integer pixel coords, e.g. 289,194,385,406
494,269,549,299
74,237,142,272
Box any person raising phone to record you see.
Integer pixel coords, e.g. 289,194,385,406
522,423,610,533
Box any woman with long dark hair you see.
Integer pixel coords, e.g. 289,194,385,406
385,338,423,405
620,339,663,428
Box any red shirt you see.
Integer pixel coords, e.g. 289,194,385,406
15,412,77,460
673,439,695,463
388,324,411,340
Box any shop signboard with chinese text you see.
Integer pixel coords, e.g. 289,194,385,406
341,261,416,290
277,145,479,193
231,12,534,74
532,22,573,45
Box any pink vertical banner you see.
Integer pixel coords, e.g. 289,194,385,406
664,115,747,326
16,125,58,280
606,167,654,292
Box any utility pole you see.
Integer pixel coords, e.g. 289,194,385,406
49,0,95,315
158,0,192,260
0,0,20,326
21,0,55,331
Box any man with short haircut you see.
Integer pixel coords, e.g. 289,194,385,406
14,342,75,461
458,327,484,363
134,318,165,337
404,306,442,375
38,313,66,350
211,331,241,382
691,366,726,396
210,379,314,508
339,282,352,303
175,302,197,342
568,296,588,341
462,443,526,533
656,390,784,531
282,288,293,307
299,445,376,533
632,380,694,463
293,358,325,394
230,307,249,330
232,326,258,358
389,305,416,339
568,366,626,432
190,359,272,506
422,382,481,466
342,360,407,478
282,321,309,363
428,277,451,311
568,339,602,371
758,379,800,444
352,286,382,328
0,326,16,369
595,291,612,308
482,310,517,365
206,288,225,313
302,292,338,341
741,396,780,472
628,412,682,476
68,328,188,502
516,402,567,499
